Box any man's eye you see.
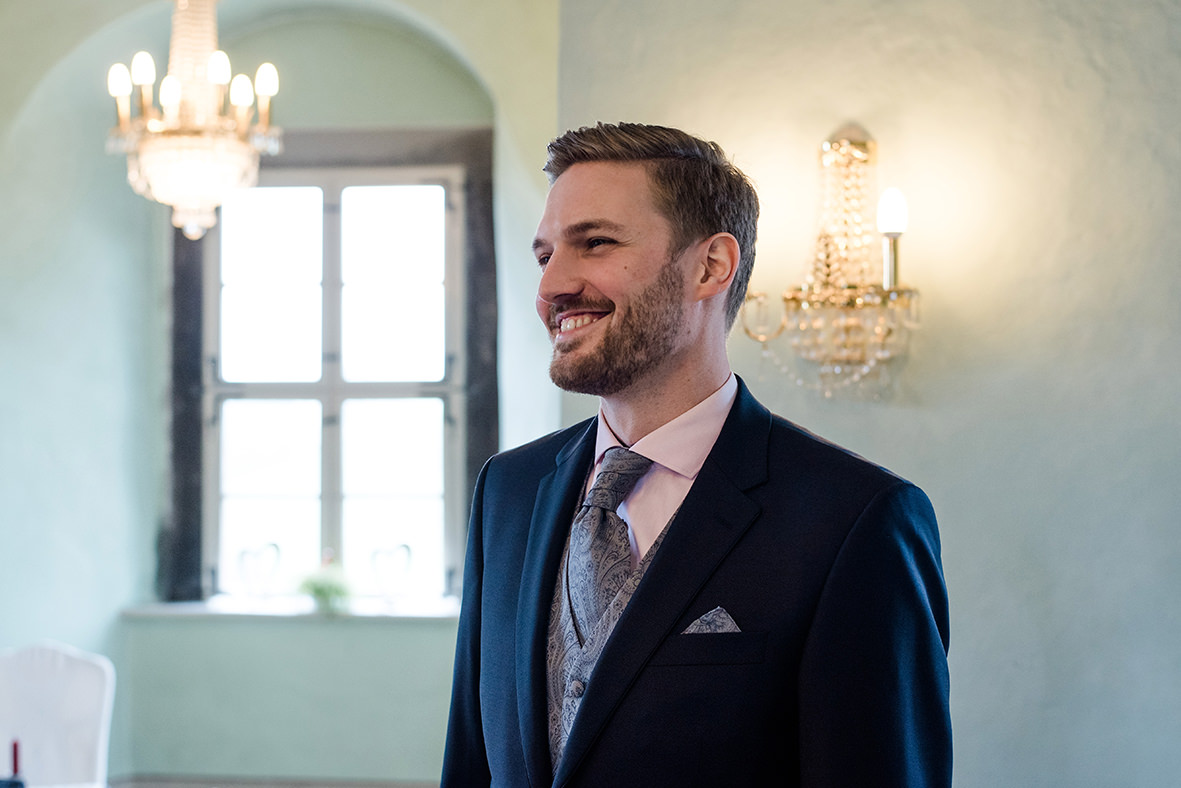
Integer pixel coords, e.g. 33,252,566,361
587,237,614,249
537,254,550,268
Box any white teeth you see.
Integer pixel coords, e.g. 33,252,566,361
559,314,598,332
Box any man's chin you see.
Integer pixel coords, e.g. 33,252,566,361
549,356,601,396
548,355,632,398
548,365,596,396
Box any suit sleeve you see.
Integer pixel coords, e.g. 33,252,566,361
441,461,492,787
798,481,952,787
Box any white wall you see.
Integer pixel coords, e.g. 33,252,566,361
556,1,1181,786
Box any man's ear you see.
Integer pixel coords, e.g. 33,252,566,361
694,232,741,300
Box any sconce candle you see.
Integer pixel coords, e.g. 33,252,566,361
877,187,908,289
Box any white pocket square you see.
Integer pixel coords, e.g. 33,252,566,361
682,606,741,634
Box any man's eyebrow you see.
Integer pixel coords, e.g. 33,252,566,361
533,219,628,253
533,219,627,250
564,219,625,238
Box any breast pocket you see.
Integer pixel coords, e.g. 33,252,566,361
648,631,767,666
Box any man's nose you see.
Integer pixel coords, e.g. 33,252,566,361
537,248,582,306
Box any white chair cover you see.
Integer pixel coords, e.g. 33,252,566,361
0,641,115,788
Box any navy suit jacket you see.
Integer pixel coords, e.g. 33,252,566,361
443,380,951,787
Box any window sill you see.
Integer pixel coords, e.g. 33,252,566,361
122,593,460,621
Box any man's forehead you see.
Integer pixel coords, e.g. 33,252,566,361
536,162,659,235
550,159,652,191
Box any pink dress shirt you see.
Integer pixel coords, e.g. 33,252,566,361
589,373,739,566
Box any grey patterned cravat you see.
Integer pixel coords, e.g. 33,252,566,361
566,446,653,644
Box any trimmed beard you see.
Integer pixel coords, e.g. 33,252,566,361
547,255,685,397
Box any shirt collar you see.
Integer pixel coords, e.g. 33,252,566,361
594,373,738,480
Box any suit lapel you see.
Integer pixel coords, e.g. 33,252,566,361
553,382,772,786
515,420,596,788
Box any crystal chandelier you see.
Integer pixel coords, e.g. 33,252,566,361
741,124,919,398
105,0,281,240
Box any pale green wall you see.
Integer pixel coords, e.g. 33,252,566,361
557,1,1181,786
219,10,493,128
0,0,557,783
6,0,1177,785
123,612,457,781
0,1,170,778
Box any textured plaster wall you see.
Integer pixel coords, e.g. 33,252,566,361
555,0,1181,786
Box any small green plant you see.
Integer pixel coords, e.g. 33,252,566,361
299,563,350,615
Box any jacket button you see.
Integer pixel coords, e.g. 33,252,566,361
570,679,586,698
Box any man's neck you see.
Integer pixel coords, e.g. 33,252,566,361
599,361,732,446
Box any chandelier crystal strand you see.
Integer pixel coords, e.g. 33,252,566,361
106,0,281,239
168,0,219,127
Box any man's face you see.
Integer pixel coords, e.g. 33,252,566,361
533,162,691,397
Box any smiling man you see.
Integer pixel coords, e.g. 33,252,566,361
442,122,951,787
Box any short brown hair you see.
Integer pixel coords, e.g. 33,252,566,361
544,122,759,328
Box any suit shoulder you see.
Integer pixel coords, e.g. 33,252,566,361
482,418,594,479
757,414,939,555
766,412,919,494
729,378,919,494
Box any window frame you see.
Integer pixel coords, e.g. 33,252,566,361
199,164,470,602
159,127,497,606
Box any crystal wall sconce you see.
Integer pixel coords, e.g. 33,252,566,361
741,124,919,398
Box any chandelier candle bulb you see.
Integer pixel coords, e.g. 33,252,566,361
229,73,254,131
106,64,132,131
129,51,156,119
159,75,181,124
105,0,282,237
207,50,232,113
255,93,272,131
253,63,279,130
129,51,156,84
207,50,231,84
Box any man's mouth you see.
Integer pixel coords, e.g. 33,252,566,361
559,314,601,333
552,308,610,341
